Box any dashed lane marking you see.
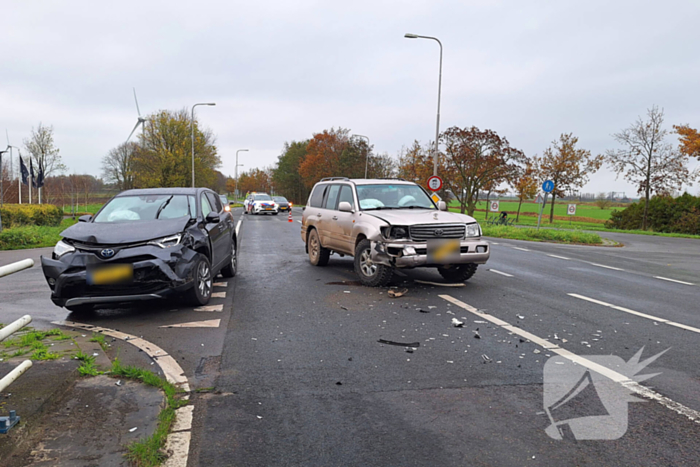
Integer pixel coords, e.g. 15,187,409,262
297,220,302,224
654,276,696,286
489,269,514,277
439,294,700,426
159,319,221,328
512,247,530,252
568,293,700,335
213,282,228,287
235,219,242,238
193,304,223,312
211,292,226,298
547,254,571,260
589,262,625,271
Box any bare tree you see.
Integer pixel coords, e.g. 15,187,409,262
102,142,137,190
594,192,612,210
607,107,697,229
23,123,66,177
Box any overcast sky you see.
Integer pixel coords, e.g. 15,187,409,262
3,0,699,196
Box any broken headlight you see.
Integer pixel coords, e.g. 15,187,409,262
148,234,182,248
53,239,75,258
465,223,481,238
381,226,410,240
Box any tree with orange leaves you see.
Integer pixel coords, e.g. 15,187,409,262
673,124,700,160
298,128,365,188
513,162,538,221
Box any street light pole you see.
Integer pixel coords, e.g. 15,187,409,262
404,33,443,177
191,102,216,188
352,135,370,178
235,149,248,201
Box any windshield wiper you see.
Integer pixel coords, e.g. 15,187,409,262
400,205,433,209
363,206,401,211
155,196,174,219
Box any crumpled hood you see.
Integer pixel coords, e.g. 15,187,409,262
61,217,191,245
363,209,477,226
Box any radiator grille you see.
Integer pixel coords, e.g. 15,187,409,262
409,224,465,241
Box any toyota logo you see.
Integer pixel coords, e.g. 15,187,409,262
100,249,115,258
434,229,444,237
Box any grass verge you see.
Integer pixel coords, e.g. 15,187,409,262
482,225,603,245
0,218,78,250
110,359,188,467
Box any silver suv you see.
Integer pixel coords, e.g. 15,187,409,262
301,178,490,286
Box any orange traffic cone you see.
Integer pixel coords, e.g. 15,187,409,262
288,211,293,222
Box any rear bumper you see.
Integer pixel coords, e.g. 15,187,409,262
370,239,490,268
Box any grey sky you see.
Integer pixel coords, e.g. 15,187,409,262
3,0,699,196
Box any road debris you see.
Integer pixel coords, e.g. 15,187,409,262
415,280,465,287
481,354,492,363
129,427,137,433
388,288,408,298
115,380,122,386
378,339,421,347
452,318,464,327
473,330,481,339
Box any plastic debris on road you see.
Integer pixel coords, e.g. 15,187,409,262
388,288,408,298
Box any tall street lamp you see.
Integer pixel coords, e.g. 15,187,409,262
191,102,216,187
404,33,442,177
235,149,248,200
352,135,370,178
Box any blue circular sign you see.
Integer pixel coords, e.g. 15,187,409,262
542,180,554,193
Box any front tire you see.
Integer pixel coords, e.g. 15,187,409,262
354,239,393,287
307,229,330,266
187,254,213,305
221,238,237,278
437,264,478,283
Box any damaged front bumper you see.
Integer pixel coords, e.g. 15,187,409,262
41,243,199,308
369,239,490,268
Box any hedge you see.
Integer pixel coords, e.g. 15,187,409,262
605,193,700,234
0,204,63,228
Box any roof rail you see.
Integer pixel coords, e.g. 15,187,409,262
319,177,350,182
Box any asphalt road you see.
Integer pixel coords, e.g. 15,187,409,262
1,208,699,466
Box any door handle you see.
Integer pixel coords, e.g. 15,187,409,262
332,216,338,220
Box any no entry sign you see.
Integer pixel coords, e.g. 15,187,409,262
427,176,443,192
567,204,577,216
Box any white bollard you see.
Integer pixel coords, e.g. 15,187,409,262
0,360,33,393
0,259,34,279
0,315,32,343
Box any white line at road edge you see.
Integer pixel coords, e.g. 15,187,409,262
512,247,530,252
654,276,696,286
438,295,700,426
547,254,571,260
489,269,514,277
568,293,700,335
235,219,242,238
53,321,193,467
589,263,625,271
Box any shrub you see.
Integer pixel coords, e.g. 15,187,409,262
605,193,700,234
0,204,62,227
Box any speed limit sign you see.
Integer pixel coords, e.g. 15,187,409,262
567,204,577,216
427,176,443,192
490,201,500,212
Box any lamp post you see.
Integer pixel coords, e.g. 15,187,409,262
352,135,370,178
0,148,7,208
235,149,248,201
404,33,442,177
191,102,216,187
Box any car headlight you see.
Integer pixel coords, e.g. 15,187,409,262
54,240,75,258
381,226,409,240
466,223,481,238
148,234,182,248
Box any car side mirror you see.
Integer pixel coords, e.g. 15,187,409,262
438,201,447,211
229,201,235,205
338,201,354,213
78,215,92,223
205,212,220,224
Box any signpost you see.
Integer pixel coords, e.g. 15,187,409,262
430,192,441,204
490,200,500,212
568,204,576,226
427,175,443,192
537,180,554,230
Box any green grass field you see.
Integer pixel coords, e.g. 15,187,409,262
0,218,78,250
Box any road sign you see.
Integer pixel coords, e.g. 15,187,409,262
427,176,443,192
567,204,577,216
430,192,441,204
490,200,500,212
542,180,554,193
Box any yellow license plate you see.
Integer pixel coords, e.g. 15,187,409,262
88,264,133,285
427,239,461,263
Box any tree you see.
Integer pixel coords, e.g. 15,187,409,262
673,124,700,161
237,168,271,195
595,192,612,210
537,133,603,223
397,141,433,183
298,128,365,188
272,140,310,204
440,126,527,216
367,153,398,179
607,107,697,230
23,123,66,178
101,142,137,191
513,163,538,221
133,109,220,188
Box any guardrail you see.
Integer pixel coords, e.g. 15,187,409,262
0,259,35,433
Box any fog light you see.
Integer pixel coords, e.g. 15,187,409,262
404,246,417,256
48,278,56,286
476,246,487,253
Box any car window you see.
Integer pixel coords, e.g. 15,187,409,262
254,194,272,201
94,195,195,223
324,185,341,210
309,184,327,208
201,194,213,218
338,185,355,210
206,192,222,212
356,184,435,210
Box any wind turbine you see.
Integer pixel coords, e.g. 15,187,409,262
126,88,147,143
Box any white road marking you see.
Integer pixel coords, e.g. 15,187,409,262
654,276,696,286
160,319,221,328
512,247,530,252
589,263,625,271
193,304,223,312
213,282,228,287
438,295,700,425
297,220,302,224
171,405,194,433
568,293,700,335
491,242,499,245
211,292,226,298
489,269,513,277
235,219,242,238
162,431,191,467
547,254,571,260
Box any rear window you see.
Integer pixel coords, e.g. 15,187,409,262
309,184,327,208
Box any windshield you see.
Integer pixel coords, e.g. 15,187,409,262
273,197,288,202
356,184,436,210
93,194,196,223
254,194,272,201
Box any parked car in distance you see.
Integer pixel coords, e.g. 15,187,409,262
301,178,489,286
273,196,292,212
220,194,232,212
246,193,279,215
41,187,237,313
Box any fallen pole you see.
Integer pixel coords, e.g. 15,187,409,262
0,360,32,393
0,259,34,279
0,315,32,342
